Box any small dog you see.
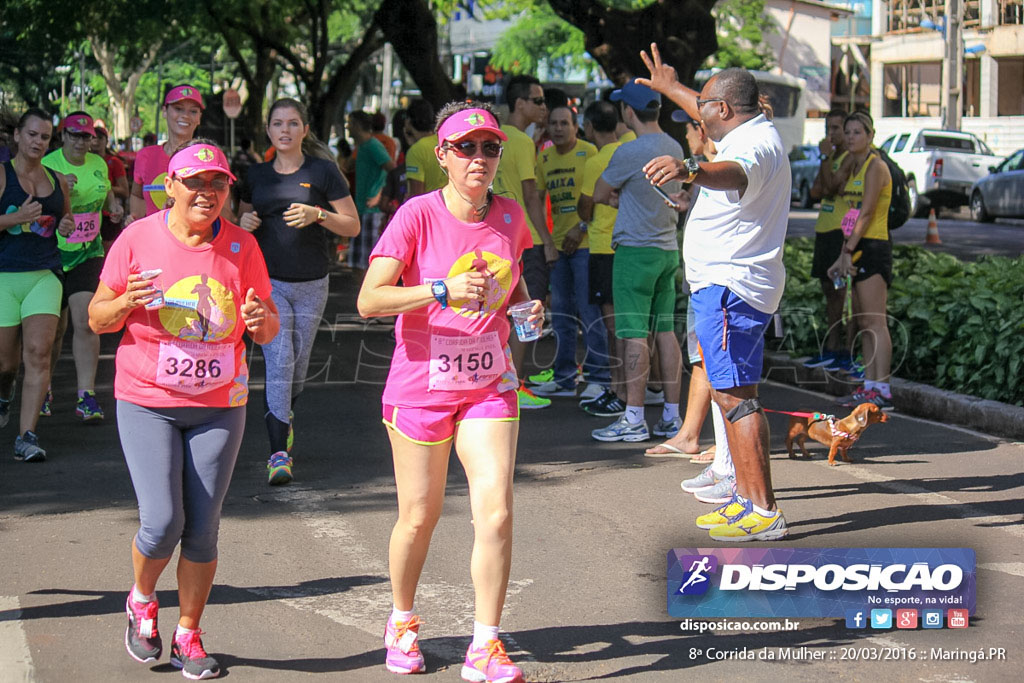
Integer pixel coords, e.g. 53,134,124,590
785,403,888,465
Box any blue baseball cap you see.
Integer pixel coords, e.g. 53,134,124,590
671,109,695,124
610,82,661,110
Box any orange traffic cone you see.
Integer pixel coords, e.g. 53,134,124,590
925,209,941,244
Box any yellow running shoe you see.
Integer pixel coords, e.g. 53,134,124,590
709,508,789,542
695,496,750,529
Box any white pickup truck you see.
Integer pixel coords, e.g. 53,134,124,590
878,129,1002,216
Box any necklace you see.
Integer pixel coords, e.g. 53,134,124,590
445,184,491,221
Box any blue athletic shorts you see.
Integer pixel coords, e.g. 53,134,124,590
691,285,772,390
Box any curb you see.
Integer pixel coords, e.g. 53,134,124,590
762,351,1024,440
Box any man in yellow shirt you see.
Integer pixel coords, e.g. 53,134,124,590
495,75,558,409
577,100,628,416
532,105,610,398
403,99,447,199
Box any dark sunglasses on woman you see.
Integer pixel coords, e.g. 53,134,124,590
443,140,503,159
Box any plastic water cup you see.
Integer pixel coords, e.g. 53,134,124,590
139,269,165,310
509,302,541,342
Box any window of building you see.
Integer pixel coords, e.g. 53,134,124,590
883,62,942,117
997,57,1024,116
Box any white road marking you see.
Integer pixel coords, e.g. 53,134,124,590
0,596,35,683
806,458,1024,544
251,488,535,661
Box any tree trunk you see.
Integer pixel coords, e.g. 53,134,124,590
91,37,162,141
374,0,458,111
313,29,386,141
547,0,718,86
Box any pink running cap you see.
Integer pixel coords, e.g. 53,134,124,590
437,108,506,144
166,144,236,182
164,85,205,110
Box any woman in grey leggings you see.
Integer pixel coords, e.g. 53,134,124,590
239,98,359,485
89,140,278,680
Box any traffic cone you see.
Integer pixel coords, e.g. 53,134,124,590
925,209,941,244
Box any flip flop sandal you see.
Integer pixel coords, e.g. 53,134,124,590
643,443,689,458
690,447,716,464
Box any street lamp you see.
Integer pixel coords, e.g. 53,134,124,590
55,65,72,118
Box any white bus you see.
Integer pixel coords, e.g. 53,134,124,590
693,69,807,155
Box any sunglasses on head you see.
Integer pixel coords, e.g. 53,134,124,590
443,140,503,158
175,175,231,191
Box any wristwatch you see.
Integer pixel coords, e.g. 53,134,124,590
431,280,449,309
315,206,327,224
576,221,588,233
683,157,701,182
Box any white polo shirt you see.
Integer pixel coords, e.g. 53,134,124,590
683,114,791,314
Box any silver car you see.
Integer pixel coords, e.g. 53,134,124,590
970,149,1024,222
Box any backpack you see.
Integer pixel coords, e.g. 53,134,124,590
874,148,910,230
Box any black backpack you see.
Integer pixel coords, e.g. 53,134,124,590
875,148,910,230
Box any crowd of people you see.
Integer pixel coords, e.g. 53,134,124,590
0,39,899,680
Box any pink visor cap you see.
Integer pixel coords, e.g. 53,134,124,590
437,108,507,144
63,114,96,137
164,85,205,110
167,144,236,182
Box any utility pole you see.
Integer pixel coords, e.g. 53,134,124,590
941,0,963,131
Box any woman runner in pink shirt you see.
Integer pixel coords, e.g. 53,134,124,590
358,102,540,683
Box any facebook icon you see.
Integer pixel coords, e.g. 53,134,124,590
845,609,867,629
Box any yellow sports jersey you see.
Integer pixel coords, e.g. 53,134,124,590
404,135,447,193
840,152,891,241
814,150,848,234
494,124,542,244
537,139,596,249
580,140,624,255
619,130,637,143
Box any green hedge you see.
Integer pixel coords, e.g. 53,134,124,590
778,238,1024,406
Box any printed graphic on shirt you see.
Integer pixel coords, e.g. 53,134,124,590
144,172,169,211
445,249,512,318
159,273,237,342
3,205,55,237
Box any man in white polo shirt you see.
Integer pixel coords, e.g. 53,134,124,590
638,46,791,542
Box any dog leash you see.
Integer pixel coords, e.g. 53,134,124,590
763,409,818,419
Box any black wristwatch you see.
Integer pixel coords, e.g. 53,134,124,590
576,221,588,233
431,280,449,309
683,157,701,182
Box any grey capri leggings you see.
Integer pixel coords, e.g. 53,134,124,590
261,275,330,424
117,400,246,563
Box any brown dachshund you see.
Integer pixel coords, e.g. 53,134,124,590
785,403,888,466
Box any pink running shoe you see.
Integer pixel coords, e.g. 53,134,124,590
461,639,524,683
383,615,425,674
124,588,162,663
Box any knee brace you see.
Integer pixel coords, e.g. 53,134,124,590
725,397,763,423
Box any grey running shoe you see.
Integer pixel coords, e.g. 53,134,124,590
652,416,682,437
694,474,736,504
592,415,650,442
14,431,46,462
171,629,220,680
125,590,162,663
681,464,720,493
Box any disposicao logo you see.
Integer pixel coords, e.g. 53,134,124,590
465,113,486,127
196,148,215,162
667,548,975,618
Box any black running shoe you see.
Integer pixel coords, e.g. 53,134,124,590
582,390,626,417
171,629,220,680
125,590,162,663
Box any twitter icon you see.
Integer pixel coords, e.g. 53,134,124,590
870,609,893,629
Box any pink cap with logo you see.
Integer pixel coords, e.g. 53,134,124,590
437,108,507,143
167,144,236,182
164,85,205,110
63,113,96,137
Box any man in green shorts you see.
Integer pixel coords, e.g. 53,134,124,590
590,83,684,442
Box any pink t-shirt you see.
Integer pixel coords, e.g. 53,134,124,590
371,191,532,407
100,211,272,408
133,144,172,215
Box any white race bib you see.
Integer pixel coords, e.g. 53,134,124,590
156,341,233,395
428,332,503,391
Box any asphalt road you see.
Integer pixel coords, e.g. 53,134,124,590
787,206,1024,261
1,243,1022,682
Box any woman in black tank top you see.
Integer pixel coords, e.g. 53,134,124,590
0,108,74,462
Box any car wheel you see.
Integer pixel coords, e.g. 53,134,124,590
799,182,813,209
970,191,992,223
907,180,926,218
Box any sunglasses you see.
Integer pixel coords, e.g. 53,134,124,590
175,175,231,191
528,97,546,106
443,140,503,159
695,97,726,109
66,131,93,140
